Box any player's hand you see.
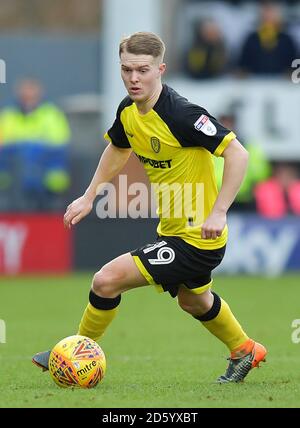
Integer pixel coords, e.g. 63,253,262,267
201,211,226,240
63,194,94,229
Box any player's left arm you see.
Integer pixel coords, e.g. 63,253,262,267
201,139,249,239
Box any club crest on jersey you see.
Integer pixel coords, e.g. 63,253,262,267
151,137,161,153
194,114,217,136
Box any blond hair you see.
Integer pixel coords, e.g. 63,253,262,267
119,31,165,62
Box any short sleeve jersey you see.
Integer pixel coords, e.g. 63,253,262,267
104,84,236,250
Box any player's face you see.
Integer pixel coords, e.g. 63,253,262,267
120,51,166,103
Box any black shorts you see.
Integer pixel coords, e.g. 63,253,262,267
131,236,226,297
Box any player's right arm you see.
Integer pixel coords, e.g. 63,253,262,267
63,143,132,228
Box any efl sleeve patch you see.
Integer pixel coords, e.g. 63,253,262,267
164,101,236,155
194,114,217,136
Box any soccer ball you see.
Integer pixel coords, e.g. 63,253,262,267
49,335,106,388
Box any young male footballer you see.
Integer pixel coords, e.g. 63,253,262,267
33,32,267,383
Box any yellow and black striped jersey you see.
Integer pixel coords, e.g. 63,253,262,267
104,84,236,250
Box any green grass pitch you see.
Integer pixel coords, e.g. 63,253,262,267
1,274,300,408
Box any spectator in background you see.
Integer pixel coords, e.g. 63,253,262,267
255,162,300,218
214,113,271,211
183,19,228,79
238,2,298,76
0,78,71,211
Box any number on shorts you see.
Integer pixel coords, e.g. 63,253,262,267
143,240,175,265
148,247,175,265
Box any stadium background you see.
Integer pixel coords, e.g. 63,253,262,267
1,0,300,408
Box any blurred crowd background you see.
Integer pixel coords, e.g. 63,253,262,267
0,0,300,274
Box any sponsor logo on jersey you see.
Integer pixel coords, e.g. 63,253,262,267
136,154,172,169
150,137,161,153
194,114,217,136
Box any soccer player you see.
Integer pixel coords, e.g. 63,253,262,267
33,32,267,383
